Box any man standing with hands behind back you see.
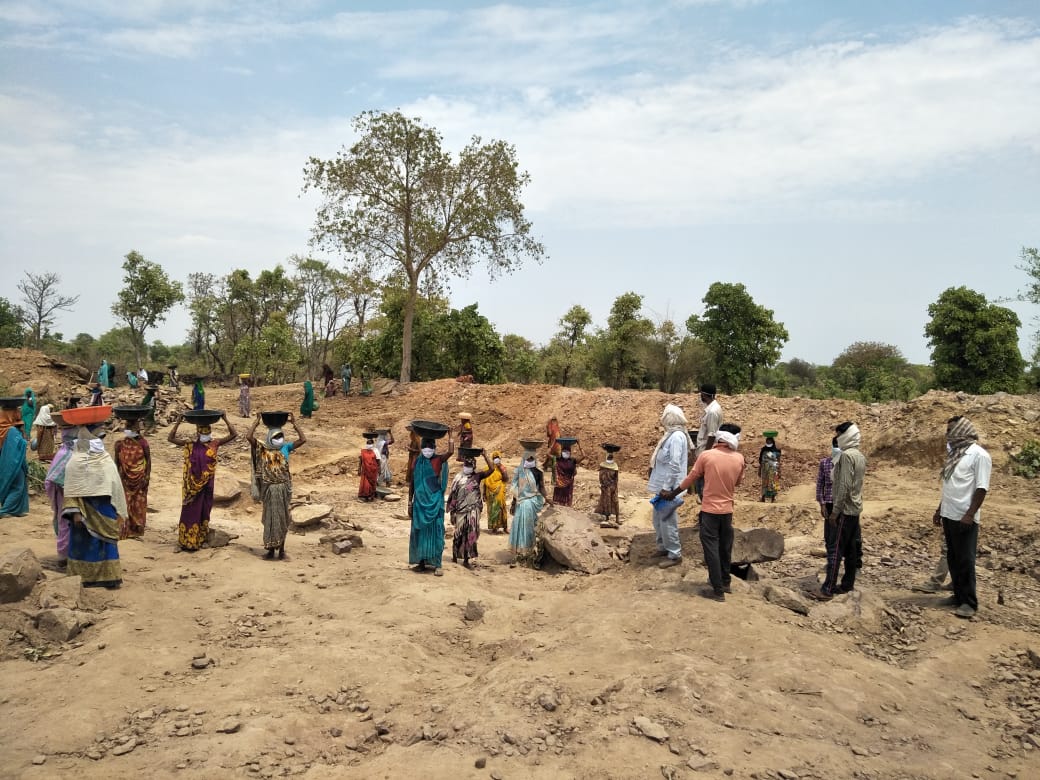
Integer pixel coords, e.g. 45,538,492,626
933,416,990,619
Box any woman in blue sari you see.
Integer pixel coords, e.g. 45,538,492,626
408,432,454,576
192,379,205,411
62,427,126,588
509,449,549,564
0,409,30,517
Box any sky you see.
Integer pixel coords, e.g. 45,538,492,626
1,0,1038,366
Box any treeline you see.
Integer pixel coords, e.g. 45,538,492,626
2,258,1035,401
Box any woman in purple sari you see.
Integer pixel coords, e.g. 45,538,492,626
44,416,78,566
168,411,237,551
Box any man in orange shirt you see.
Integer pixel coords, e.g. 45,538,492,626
659,423,745,601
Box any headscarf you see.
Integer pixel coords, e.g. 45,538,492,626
33,404,54,429
942,417,978,481
63,426,128,518
264,426,293,461
649,404,695,468
716,430,740,450
0,407,19,447
21,389,35,432
192,380,205,410
300,381,316,416
835,423,861,451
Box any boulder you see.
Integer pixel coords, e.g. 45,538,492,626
763,585,810,616
212,476,242,504
630,526,785,565
463,600,485,622
632,716,669,742
35,607,82,642
206,528,238,548
536,506,616,574
38,575,84,609
0,548,42,603
332,540,352,555
293,504,333,529
732,527,784,564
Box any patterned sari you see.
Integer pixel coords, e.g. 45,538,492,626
481,459,509,532
178,440,218,550
596,462,619,518
448,469,489,562
256,439,293,550
65,497,122,587
115,434,151,539
553,456,577,506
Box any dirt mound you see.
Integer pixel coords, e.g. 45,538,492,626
0,348,91,401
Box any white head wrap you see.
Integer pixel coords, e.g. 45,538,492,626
715,430,740,450
649,404,695,468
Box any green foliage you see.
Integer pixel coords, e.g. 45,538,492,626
0,297,26,348
501,334,540,383
687,282,788,393
541,305,593,387
304,109,544,383
111,250,185,367
925,286,1025,394
27,460,48,493
641,319,711,393
829,341,925,402
1010,439,1040,479
592,292,654,389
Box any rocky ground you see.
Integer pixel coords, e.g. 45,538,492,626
1,349,1038,780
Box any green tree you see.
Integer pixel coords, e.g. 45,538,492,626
1016,247,1040,386
501,334,540,384
830,341,919,402
925,286,1025,393
687,282,789,394
441,304,504,383
17,271,79,349
0,297,26,348
111,251,185,367
593,292,654,390
304,110,545,383
541,305,593,387
642,319,711,393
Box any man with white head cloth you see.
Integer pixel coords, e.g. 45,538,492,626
646,403,693,568
809,421,867,600
662,423,745,601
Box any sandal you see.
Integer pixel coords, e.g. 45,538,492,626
806,588,833,601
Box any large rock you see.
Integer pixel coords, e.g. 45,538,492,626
0,548,42,603
38,575,84,609
537,506,616,574
763,584,810,615
35,607,82,642
630,525,785,565
212,476,242,503
732,527,784,564
292,503,332,529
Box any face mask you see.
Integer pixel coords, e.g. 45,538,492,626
493,457,501,465
463,466,474,475
524,458,535,468
561,451,571,460
272,437,284,446
831,447,841,460
421,447,435,458
200,434,213,443
124,429,138,438
88,438,105,454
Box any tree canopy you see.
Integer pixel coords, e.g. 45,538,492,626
111,251,185,368
0,297,25,348
687,282,788,393
925,286,1025,393
303,110,545,383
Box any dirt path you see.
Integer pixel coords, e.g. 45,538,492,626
1,376,1038,779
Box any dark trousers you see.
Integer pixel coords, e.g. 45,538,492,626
823,513,860,595
699,511,733,593
943,518,978,611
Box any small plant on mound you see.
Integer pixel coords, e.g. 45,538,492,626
27,460,48,492
1010,439,1040,478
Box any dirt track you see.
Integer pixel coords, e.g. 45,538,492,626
1,353,1039,779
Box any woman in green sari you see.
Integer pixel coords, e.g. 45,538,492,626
299,381,317,418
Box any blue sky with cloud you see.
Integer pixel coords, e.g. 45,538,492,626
1,0,1038,364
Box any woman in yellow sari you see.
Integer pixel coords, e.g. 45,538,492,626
481,450,509,533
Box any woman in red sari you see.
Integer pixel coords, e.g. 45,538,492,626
115,418,150,539
168,412,237,551
358,434,379,501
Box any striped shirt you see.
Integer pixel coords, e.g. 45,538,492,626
815,458,834,504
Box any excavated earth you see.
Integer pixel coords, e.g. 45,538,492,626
1,348,1039,780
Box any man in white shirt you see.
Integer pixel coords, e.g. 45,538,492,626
692,384,722,500
647,404,693,568
932,416,991,619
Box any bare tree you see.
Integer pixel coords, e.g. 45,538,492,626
18,271,79,348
